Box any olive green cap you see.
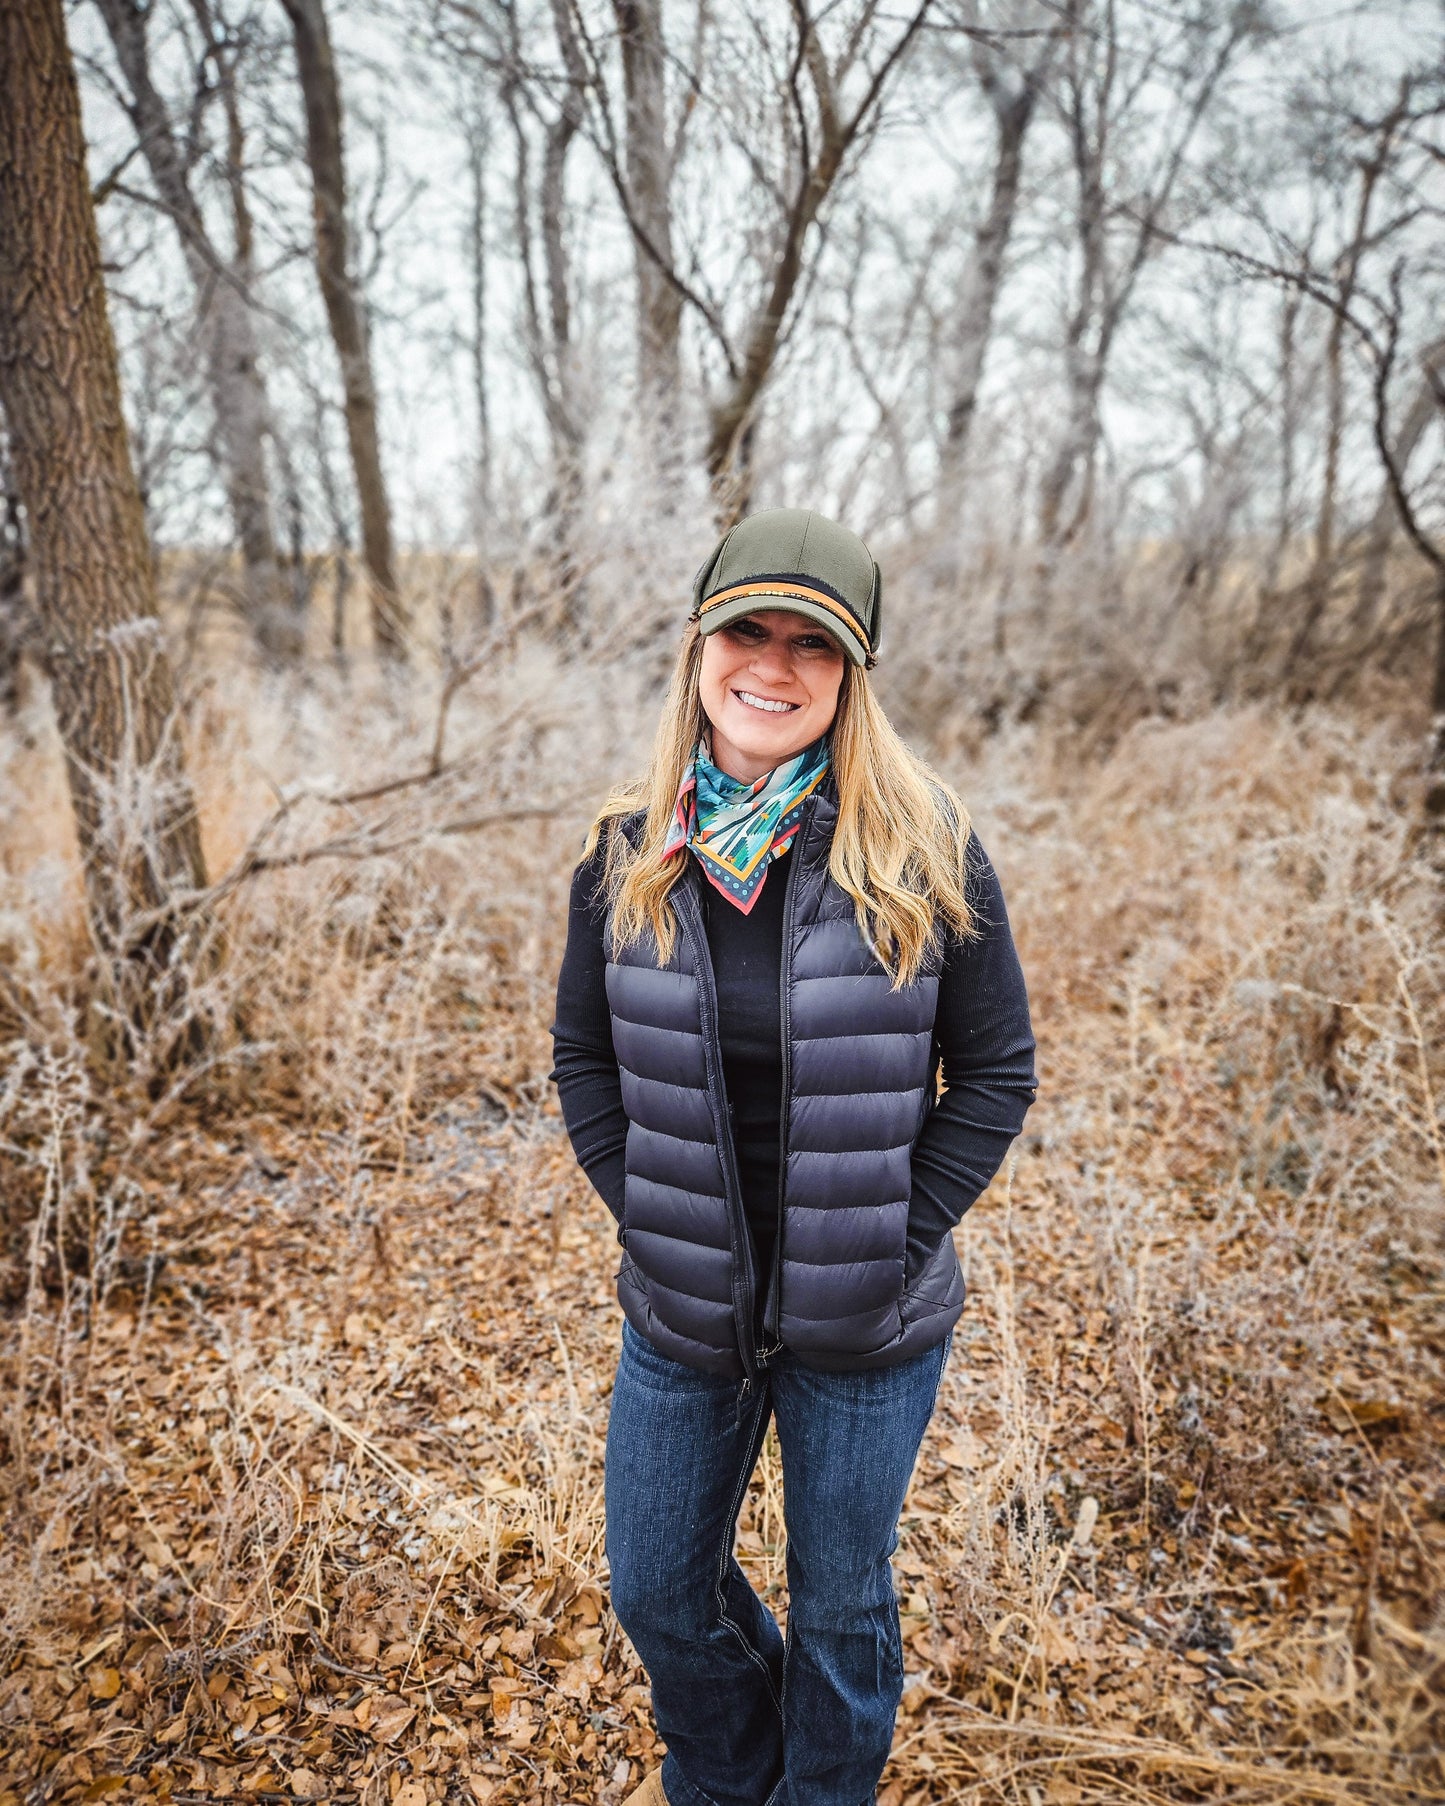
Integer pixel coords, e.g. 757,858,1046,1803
688,507,882,668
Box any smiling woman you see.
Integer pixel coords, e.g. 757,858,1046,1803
548,507,1037,1806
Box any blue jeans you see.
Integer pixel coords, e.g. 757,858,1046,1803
604,1318,953,1806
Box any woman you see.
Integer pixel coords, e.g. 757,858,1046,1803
550,508,1037,1806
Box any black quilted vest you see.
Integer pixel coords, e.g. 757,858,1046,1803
604,769,966,1379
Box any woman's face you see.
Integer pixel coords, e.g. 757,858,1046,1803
698,609,846,783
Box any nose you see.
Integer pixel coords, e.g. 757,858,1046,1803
748,635,795,687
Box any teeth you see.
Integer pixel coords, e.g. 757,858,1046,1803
736,690,798,713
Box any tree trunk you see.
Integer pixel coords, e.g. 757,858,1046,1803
1352,345,1445,636
464,87,493,547
1428,570,1445,830
613,0,683,453
938,91,1033,502
704,144,842,523
93,0,297,662
936,10,1057,533
526,0,588,635
0,0,212,1058
1037,345,1105,547
0,412,27,713
279,0,405,659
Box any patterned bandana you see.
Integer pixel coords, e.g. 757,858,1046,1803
663,730,831,913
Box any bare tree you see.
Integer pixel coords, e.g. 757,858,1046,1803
279,0,405,658
1279,83,1417,676
571,0,933,520
1199,66,1445,813
934,0,1061,523
1371,310,1445,820
500,0,589,625
1037,0,1258,549
0,0,212,1052
422,0,590,626
462,74,494,556
1350,334,1445,639
610,0,689,481
699,1,933,519
91,0,300,661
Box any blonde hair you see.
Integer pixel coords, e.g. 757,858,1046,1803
581,622,978,988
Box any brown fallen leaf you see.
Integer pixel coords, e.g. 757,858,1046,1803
89,1668,122,1701
368,1694,417,1743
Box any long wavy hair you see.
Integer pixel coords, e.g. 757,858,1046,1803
581,621,978,988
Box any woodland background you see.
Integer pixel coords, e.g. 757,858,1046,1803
0,0,1442,1802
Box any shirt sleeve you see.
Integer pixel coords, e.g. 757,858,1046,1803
904,833,1038,1280
548,837,629,1227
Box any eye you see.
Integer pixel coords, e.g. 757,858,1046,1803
791,633,842,658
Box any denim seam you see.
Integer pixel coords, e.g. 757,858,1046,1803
713,1382,786,1724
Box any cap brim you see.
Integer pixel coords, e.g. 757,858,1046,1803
696,592,869,666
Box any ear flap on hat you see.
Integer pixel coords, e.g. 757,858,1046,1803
869,558,883,657
689,529,733,617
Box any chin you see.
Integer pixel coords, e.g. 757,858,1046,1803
738,719,807,750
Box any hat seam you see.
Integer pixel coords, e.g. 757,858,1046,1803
697,582,871,655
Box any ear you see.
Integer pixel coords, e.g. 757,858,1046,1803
690,530,733,616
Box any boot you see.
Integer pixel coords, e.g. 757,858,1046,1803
622,1767,668,1806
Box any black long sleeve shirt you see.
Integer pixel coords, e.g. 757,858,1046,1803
548,831,1038,1310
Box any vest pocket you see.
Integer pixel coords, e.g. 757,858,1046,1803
900,1233,963,1319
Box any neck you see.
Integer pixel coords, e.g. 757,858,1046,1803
704,726,826,786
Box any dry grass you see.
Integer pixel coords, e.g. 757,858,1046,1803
0,638,1441,1804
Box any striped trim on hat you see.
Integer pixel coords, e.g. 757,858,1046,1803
696,579,872,658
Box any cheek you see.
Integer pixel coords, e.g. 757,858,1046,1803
698,645,730,697
807,667,845,713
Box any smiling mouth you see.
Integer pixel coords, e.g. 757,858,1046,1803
733,688,800,714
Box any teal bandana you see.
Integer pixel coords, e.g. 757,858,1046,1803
663,730,831,913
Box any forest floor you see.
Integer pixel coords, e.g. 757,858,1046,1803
1,689,1442,1804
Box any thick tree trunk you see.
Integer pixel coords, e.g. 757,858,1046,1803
0,0,211,1055
93,0,296,662
279,0,405,659
613,0,683,446
0,416,27,713
1428,572,1445,829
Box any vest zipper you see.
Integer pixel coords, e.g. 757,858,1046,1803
762,796,812,1348
675,877,761,1387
